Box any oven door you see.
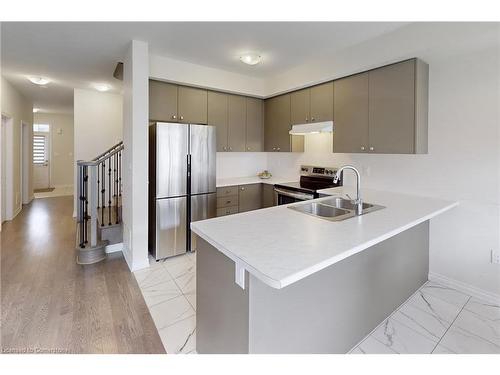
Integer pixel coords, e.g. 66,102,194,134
274,187,315,205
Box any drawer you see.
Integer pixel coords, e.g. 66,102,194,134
217,195,239,208
217,186,239,197
217,206,239,217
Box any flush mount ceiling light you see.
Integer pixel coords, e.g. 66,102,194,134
239,53,262,66
28,76,50,85
94,83,111,92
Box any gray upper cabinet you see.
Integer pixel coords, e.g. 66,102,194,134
238,184,262,213
290,89,310,125
227,95,247,152
245,97,263,152
368,59,428,154
333,73,369,153
310,82,333,123
208,91,228,152
149,80,178,122
265,94,304,152
333,58,428,154
178,86,208,124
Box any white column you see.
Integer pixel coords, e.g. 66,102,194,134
122,40,149,271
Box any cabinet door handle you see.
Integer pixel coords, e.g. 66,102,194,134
247,147,251,151
229,146,232,151
172,115,177,120
311,117,315,122
277,147,281,151
226,200,231,204
360,146,365,151
180,115,184,121
305,117,308,122
240,187,245,191
272,147,276,151
369,146,374,151
223,146,227,151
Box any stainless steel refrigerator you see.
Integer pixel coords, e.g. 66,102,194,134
148,122,216,260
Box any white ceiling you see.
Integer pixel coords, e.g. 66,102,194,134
1,22,406,114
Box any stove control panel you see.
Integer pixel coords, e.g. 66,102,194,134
300,165,338,177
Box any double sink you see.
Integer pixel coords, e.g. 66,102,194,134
289,196,384,221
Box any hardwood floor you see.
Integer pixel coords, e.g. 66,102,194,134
0,196,165,353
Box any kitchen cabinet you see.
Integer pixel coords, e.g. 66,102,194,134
149,80,178,122
333,73,369,153
310,82,333,123
238,184,262,213
290,89,310,125
208,91,228,152
178,86,208,124
290,82,333,125
262,184,275,208
368,59,428,154
333,58,428,154
245,97,264,152
227,95,247,152
264,94,304,152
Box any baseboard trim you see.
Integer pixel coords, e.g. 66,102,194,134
105,242,123,254
428,272,500,304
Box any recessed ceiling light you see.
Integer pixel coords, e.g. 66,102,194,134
33,108,40,113
94,83,111,92
239,53,262,66
28,76,50,85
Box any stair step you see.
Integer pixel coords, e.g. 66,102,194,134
76,240,109,265
99,222,123,245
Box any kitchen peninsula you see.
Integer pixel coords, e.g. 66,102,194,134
191,187,458,353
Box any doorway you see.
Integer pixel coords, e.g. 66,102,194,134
33,123,51,192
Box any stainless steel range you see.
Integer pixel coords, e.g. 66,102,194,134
274,165,343,205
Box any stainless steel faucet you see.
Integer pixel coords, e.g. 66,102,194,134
333,165,363,215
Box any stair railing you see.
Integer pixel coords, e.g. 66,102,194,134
77,141,124,248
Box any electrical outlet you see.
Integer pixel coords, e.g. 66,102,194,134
491,249,500,265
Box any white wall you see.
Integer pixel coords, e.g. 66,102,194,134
266,23,500,297
122,40,149,271
1,76,33,221
73,88,123,213
34,113,74,188
216,152,268,179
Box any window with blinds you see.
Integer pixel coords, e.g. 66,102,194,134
33,135,47,164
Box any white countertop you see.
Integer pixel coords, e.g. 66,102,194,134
216,175,298,188
191,186,458,289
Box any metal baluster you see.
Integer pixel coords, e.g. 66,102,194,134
84,166,88,244
79,165,85,248
101,160,105,226
114,153,119,224
118,151,121,223
108,157,112,225
97,162,100,209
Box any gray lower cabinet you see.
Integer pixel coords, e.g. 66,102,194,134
262,184,275,208
178,86,208,125
245,98,264,152
149,80,178,122
238,184,262,213
216,183,270,216
333,58,428,154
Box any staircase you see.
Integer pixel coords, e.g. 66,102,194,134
76,142,124,264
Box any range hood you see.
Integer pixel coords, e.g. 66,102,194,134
289,121,333,135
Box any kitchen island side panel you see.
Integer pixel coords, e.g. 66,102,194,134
196,238,250,354
248,221,429,353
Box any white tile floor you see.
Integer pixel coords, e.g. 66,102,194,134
134,253,500,354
